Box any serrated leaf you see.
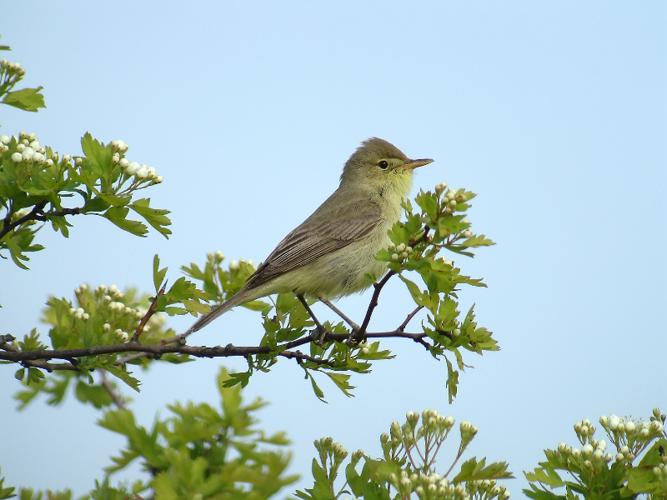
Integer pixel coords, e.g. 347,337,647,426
103,206,148,236
2,87,45,111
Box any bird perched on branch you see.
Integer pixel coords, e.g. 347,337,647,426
188,137,432,334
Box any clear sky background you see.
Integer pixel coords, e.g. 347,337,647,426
2,1,665,496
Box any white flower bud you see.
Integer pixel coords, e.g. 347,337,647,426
396,243,406,252
609,415,620,430
582,444,593,455
16,143,25,152
11,152,22,162
103,323,111,332
0,135,9,144
462,230,472,238
32,152,44,163
45,158,53,166
119,158,129,168
126,161,140,174
230,260,240,270
29,140,40,150
82,312,90,320
21,147,34,160
391,253,399,261
136,165,149,178
63,154,72,162
155,175,163,183
625,421,636,432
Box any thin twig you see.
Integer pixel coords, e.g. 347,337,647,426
132,283,166,342
355,271,396,341
99,369,127,409
398,305,423,332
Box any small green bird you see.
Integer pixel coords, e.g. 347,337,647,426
188,138,432,333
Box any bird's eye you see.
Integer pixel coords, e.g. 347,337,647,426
377,160,389,170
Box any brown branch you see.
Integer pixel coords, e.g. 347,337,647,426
398,305,423,332
99,369,127,409
132,283,166,342
0,203,85,241
0,328,435,369
354,271,396,341
0,201,46,240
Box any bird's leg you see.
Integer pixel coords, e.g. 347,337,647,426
295,294,327,344
317,295,360,331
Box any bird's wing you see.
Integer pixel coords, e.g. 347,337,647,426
245,199,383,290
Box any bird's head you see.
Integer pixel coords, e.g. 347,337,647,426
340,138,433,197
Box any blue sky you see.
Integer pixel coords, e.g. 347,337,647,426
2,1,665,496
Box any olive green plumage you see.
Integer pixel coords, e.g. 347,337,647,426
188,138,432,334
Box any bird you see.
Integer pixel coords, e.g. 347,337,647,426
187,137,432,334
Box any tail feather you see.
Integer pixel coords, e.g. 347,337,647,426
185,289,252,335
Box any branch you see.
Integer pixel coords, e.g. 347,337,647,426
355,271,396,341
0,202,83,241
132,284,166,342
0,329,435,369
99,369,127,409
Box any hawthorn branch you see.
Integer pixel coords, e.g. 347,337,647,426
99,370,127,409
0,328,436,370
132,284,166,342
0,203,85,241
354,270,396,341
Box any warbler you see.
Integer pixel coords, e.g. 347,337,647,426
188,138,432,333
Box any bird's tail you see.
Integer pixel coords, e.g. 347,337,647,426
184,288,253,336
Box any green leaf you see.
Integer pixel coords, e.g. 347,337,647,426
103,206,148,237
325,372,355,397
2,87,45,111
306,371,326,403
152,254,167,291
130,198,172,238
105,366,141,392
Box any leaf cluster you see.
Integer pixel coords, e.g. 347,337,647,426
0,132,170,269
524,408,667,498
295,409,512,499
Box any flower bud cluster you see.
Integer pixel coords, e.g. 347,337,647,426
459,420,478,447
653,462,667,478
599,414,664,457
388,242,414,263
207,251,225,263
109,140,163,183
68,283,164,342
442,188,466,214
551,440,613,469
574,419,596,442
465,479,510,499
0,59,25,77
4,132,55,166
391,470,469,499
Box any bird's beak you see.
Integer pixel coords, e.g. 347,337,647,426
403,158,433,170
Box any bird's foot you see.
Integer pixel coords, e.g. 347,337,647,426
309,326,328,346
